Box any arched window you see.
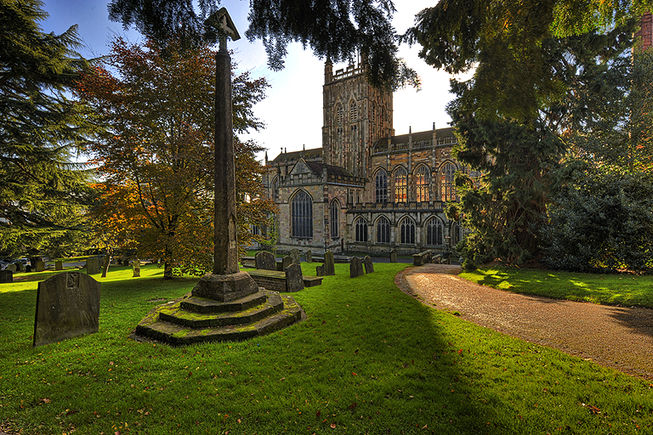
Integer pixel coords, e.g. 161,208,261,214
451,222,463,246
377,216,390,243
400,217,415,244
426,218,443,246
291,190,313,238
415,166,430,202
355,217,368,242
330,200,340,239
440,162,457,202
394,167,407,203
349,100,358,122
375,169,388,203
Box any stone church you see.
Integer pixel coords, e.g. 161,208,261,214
262,58,464,255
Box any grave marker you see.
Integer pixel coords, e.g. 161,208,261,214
363,256,374,273
284,263,304,292
255,251,276,270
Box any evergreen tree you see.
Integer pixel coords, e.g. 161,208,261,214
0,0,94,258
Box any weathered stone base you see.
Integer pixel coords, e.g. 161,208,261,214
133,289,304,345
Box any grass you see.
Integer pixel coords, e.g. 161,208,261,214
0,263,651,434
460,267,653,308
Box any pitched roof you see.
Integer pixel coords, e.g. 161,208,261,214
270,147,322,164
304,161,353,178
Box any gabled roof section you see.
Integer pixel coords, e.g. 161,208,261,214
288,158,314,176
270,147,322,164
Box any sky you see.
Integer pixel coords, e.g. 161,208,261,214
41,0,459,161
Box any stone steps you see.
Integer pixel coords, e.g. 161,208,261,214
133,291,304,346
180,290,269,314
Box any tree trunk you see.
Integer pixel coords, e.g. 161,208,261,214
101,253,112,278
164,261,173,279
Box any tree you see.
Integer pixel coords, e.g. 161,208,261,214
0,0,94,258
77,38,274,278
106,0,417,89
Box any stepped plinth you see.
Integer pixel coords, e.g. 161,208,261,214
134,272,305,345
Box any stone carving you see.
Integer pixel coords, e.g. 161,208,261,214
86,257,101,275
284,263,304,292
324,250,335,276
33,271,101,347
305,250,312,263
363,256,374,274
390,249,397,263
350,257,364,278
282,255,293,270
289,249,301,265
55,260,63,271
255,251,276,270
0,270,13,283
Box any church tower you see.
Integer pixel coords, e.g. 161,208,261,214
322,57,394,178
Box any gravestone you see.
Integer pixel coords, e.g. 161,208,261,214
0,270,13,283
132,259,141,277
350,257,364,278
55,260,63,271
15,262,24,272
305,250,312,263
390,249,398,263
33,271,101,347
32,258,45,272
316,265,325,276
363,256,374,274
324,250,335,276
282,255,293,270
255,251,276,270
284,263,304,292
86,257,101,275
289,249,301,265
6,263,17,273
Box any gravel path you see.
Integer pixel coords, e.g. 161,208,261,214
396,264,653,380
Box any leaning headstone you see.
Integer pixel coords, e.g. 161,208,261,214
32,258,45,272
282,255,293,270
33,271,101,347
363,256,374,274
316,265,325,276
0,270,13,283
255,251,276,270
86,257,101,275
132,259,141,277
390,249,398,263
284,263,304,292
350,257,364,278
6,263,17,273
289,249,301,265
55,260,63,271
305,250,312,263
324,250,335,276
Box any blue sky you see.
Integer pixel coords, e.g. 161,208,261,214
41,0,458,161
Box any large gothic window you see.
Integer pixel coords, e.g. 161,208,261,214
440,162,457,202
394,167,407,203
451,222,463,246
415,166,430,202
426,218,443,246
355,217,368,242
271,176,279,201
330,200,340,239
375,169,388,203
399,217,416,244
336,103,344,125
291,190,313,238
377,216,390,243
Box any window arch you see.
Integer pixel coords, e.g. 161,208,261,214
376,216,390,243
330,199,340,239
451,222,463,246
426,218,443,246
291,190,313,238
399,217,415,244
415,165,430,202
375,169,388,203
355,217,368,242
394,167,407,203
335,103,344,126
271,176,279,201
440,162,457,202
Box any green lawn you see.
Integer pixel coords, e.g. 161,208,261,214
0,264,651,434
460,267,653,308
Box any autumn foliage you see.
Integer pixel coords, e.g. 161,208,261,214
77,38,274,277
